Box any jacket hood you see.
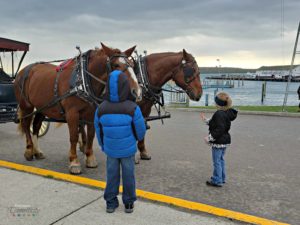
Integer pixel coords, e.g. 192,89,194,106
104,70,133,103
226,108,238,121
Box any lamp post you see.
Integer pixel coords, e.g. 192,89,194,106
216,59,221,91
216,59,221,76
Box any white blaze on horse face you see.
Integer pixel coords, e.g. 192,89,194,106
128,67,142,101
118,57,142,101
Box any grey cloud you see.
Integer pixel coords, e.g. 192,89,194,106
0,0,299,67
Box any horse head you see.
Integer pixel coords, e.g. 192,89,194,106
101,43,142,102
172,49,202,101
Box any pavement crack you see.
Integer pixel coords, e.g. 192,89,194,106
49,194,103,225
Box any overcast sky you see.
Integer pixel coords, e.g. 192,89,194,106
0,0,299,70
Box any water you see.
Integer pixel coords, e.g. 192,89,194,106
165,74,300,106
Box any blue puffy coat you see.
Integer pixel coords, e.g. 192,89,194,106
94,70,146,158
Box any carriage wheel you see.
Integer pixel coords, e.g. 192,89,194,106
30,121,50,137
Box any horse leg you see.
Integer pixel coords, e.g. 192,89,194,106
78,123,87,153
32,113,46,159
19,108,35,161
66,111,81,174
138,103,152,160
138,139,151,160
85,123,98,168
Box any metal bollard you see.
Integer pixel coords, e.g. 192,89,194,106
205,93,209,106
214,89,218,97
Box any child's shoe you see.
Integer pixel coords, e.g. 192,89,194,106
106,205,118,213
206,180,222,187
124,203,134,213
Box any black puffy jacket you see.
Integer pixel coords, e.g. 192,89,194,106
208,108,238,144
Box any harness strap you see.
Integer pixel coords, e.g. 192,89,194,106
54,69,65,116
19,88,77,120
17,63,38,103
81,50,104,104
135,56,164,106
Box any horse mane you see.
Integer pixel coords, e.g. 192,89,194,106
147,51,194,61
91,47,122,58
147,52,180,59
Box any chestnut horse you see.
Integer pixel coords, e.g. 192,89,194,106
14,43,140,174
136,49,203,160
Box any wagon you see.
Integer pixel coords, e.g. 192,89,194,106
0,37,49,137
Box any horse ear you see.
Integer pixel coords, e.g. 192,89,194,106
183,49,188,59
124,45,136,57
101,43,114,57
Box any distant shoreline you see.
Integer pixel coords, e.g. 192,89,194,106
206,76,300,82
199,64,300,74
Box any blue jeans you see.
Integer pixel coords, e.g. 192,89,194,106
104,155,136,208
211,147,226,185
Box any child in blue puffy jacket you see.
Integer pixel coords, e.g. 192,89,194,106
94,70,146,213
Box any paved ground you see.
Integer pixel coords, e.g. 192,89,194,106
0,168,241,225
0,108,299,224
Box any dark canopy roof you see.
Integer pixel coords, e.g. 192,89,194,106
0,37,30,52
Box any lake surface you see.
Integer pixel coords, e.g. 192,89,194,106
165,74,300,106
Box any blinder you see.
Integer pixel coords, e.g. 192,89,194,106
182,60,197,84
106,54,131,74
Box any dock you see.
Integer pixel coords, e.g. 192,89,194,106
202,83,234,89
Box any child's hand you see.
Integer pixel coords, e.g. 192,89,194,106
204,136,210,144
200,112,206,121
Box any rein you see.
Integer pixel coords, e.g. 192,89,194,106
134,54,164,106
17,48,137,121
17,49,108,120
134,51,199,123
134,52,196,105
74,50,105,104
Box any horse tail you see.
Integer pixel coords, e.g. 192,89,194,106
17,109,25,135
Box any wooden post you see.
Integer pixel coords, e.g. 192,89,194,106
261,81,266,103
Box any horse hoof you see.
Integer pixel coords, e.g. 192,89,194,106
140,153,151,160
69,163,82,175
34,152,45,160
24,150,34,161
135,154,140,164
86,155,98,168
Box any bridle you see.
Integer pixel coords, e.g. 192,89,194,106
170,58,199,98
106,54,134,74
15,48,138,123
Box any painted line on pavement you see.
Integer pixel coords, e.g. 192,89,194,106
0,160,289,225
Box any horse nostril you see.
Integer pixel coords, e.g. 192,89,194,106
137,93,143,102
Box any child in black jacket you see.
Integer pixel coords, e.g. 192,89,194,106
201,92,237,187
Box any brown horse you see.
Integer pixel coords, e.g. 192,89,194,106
136,50,203,159
14,43,140,174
